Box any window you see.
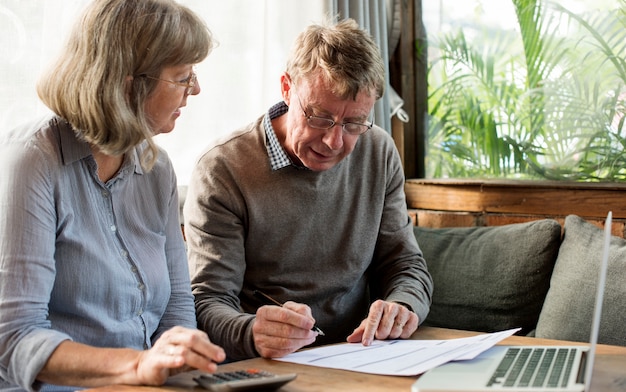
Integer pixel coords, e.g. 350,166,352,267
421,0,625,181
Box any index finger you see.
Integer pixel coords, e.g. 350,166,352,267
171,327,226,363
256,302,316,334
282,301,313,319
362,300,385,345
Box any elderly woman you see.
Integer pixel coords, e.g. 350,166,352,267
0,0,224,390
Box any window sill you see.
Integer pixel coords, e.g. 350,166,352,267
404,179,625,235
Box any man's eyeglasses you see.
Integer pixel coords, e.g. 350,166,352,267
143,72,197,95
295,94,373,136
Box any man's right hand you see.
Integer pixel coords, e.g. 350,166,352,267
252,301,319,358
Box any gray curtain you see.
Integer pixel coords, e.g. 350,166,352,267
328,0,406,134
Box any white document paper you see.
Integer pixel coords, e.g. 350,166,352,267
274,328,520,376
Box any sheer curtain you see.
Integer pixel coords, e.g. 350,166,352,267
331,0,411,135
0,0,325,185
0,1,87,133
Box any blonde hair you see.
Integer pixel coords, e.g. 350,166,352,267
286,18,385,100
37,0,214,170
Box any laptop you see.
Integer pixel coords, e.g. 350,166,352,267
412,211,613,392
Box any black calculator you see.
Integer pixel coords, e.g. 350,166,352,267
193,369,297,391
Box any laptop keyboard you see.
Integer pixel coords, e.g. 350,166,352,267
487,347,578,388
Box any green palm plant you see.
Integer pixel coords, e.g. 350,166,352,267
426,0,626,181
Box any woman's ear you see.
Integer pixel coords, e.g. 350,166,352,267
125,75,134,99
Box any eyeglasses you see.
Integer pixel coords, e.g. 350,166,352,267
143,71,197,95
295,94,373,136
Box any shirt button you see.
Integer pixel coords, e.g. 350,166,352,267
110,225,116,232
137,309,143,316
138,283,145,291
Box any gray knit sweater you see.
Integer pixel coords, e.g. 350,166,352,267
185,110,433,360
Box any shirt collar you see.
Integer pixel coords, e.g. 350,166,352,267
56,116,143,176
264,101,308,171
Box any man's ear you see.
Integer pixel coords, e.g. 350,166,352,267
280,73,292,105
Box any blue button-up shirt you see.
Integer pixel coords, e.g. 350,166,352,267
0,116,195,391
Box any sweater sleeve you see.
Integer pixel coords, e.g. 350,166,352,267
184,146,259,360
369,133,433,323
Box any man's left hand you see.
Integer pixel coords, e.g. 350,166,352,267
346,300,418,345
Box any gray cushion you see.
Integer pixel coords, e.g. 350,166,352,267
415,219,562,334
535,215,626,346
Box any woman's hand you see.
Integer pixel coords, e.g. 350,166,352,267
136,326,226,385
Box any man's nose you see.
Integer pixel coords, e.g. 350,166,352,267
322,124,344,150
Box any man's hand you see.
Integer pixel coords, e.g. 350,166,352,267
252,301,319,358
346,300,418,345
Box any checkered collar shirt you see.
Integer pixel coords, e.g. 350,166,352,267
264,101,308,171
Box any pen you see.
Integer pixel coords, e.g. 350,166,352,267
253,290,325,336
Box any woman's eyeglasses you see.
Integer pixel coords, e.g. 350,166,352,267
142,72,197,95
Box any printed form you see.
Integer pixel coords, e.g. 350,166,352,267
274,328,520,376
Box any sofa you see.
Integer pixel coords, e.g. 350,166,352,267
414,215,626,346
179,183,626,346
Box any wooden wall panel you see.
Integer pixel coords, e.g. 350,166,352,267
405,179,626,237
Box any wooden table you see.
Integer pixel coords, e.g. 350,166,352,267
87,327,626,391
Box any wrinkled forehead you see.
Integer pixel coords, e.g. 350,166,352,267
295,71,378,103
